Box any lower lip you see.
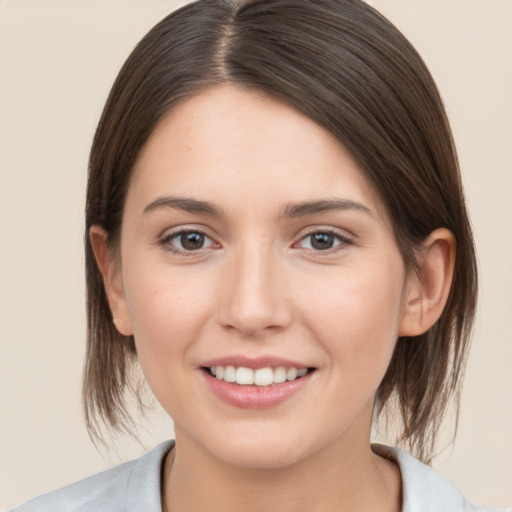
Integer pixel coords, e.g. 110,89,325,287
202,370,313,409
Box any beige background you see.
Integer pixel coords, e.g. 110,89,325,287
0,0,511,508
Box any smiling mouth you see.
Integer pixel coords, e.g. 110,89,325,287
202,366,315,387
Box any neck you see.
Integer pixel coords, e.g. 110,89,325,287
162,431,402,512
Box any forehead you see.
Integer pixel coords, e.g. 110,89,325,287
128,84,388,222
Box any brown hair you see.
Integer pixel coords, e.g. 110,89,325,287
84,0,477,463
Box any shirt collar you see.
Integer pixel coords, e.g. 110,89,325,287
372,444,468,512
133,441,473,512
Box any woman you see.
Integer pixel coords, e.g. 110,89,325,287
8,0,509,511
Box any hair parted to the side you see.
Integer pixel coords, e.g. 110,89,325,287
84,0,477,463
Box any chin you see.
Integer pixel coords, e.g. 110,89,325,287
190,420,319,470
215,440,306,470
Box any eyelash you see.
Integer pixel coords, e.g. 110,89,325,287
158,229,218,257
295,229,353,254
158,228,353,257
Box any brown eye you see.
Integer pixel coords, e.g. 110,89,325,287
180,231,205,250
162,230,216,252
310,233,335,250
297,231,350,252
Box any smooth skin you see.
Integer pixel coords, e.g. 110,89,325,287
91,85,455,512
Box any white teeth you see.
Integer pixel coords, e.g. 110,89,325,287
254,367,274,386
274,366,287,383
224,365,236,383
209,365,310,386
286,368,298,381
235,367,254,385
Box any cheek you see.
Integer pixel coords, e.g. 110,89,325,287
122,260,217,368
120,262,221,416
299,257,405,373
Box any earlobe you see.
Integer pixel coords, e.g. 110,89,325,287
399,228,456,337
89,225,133,336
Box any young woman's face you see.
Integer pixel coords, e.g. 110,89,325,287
114,85,412,468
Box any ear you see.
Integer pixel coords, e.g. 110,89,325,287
89,225,133,336
399,228,456,336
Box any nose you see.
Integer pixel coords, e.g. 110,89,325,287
217,243,293,338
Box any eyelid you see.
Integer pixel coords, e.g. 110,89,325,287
158,225,221,255
293,226,354,253
156,224,354,256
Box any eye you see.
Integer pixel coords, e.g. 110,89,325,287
297,231,350,251
161,230,217,253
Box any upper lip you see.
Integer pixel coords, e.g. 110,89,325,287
200,355,311,370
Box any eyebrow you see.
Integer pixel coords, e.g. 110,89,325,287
143,196,224,217
280,199,374,218
142,196,373,220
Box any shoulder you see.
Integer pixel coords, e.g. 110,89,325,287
373,444,511,512
7,441,174,512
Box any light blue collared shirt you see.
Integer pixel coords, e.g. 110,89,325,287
8,441,510,512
